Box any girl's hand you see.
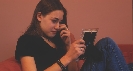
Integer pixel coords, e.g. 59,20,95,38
65,39,86,61
59,24,71,46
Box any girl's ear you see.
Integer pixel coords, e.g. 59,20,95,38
37,12,42,21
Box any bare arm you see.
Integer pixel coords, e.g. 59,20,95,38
66,45,79,71
20,55,71,71
20,56,37,71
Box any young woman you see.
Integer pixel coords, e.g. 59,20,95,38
15,0,85,71
15,0,132,71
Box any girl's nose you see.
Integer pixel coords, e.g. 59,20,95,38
54,23,60,30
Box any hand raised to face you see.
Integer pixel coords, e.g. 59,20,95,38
59,24,71,46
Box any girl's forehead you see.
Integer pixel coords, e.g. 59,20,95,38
46,10,64,20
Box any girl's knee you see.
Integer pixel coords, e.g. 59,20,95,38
95,37,118,50
100,37,114,43
98,37,116,45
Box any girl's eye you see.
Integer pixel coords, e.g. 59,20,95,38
52,20,58,23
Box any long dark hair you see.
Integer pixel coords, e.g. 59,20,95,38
24,0,67,36
24,0,67,53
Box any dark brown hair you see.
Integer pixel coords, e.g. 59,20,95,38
24,0,67,54
24,0,67,36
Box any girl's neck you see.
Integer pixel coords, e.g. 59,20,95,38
41,36,56,48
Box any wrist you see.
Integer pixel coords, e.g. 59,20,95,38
56,60,67,71
60,55,72,67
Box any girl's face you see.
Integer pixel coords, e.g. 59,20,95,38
37,10,64,38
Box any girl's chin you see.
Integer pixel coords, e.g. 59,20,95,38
49,34,56,38
42,34,55,39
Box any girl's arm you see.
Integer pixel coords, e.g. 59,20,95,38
20,39,86,71
20,55,72,71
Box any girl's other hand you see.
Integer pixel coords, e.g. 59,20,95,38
64,39,86,62
59,24,71,46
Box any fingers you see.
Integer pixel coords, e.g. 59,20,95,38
59,24,68,31
72,41,86,52
74,39,86,54
77,44,86,52
74,39,85,44
59,24,70,39
59,24,86,58
65,39,86,61
60,30,70,38
74,45,86,60
59,24,71,46
79,47,85,52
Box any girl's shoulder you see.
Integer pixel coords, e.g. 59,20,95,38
16,34,45,46
18,34,42,42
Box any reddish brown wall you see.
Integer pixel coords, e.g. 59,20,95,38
0,0,132,62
